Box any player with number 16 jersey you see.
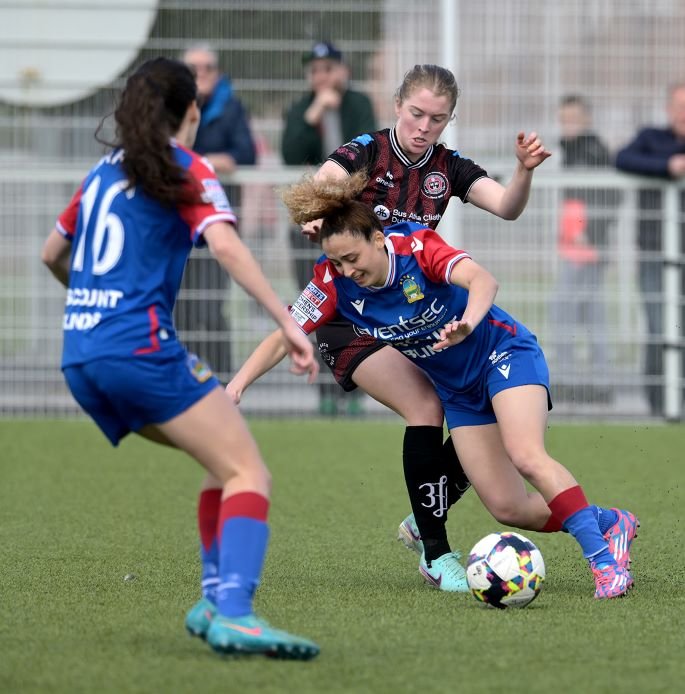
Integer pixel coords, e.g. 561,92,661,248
56,142,235,368
42,57,320,658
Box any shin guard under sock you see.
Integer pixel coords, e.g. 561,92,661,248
403,426,451,561
441,437,471,507
216,492,270,618
198,488,222,603
548,486,613,564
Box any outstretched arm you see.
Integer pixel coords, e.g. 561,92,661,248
226,328,307,403
204,221,318,380
467,131,551,220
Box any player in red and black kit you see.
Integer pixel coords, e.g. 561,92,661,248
248,65,551,591
319,127,489,389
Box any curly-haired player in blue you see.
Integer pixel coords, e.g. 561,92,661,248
41,57,319,658
228,173,639,600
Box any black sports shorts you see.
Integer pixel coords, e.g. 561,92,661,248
316,317,387,392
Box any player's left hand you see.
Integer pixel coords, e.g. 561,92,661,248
515,131,551,170
281,320,320,383
432,320,473,351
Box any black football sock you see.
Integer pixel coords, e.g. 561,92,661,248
442,437,471,508
403,426,452,562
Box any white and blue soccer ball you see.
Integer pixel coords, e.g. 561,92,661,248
466,531,545,609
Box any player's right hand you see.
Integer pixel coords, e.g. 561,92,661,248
225,382,241,404
301,218,323,243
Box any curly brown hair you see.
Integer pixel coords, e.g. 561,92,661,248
280,171,383,243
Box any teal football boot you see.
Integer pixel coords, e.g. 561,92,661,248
419,551,470,593
185,597,217,639
207,614,320,660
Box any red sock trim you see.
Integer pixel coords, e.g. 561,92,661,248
547,485,589,524
219,492,270,532
198,488,222,551
540,514,564,533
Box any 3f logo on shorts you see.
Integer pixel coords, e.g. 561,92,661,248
419,475,448,518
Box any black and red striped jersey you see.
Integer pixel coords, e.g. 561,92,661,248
326,128,488,229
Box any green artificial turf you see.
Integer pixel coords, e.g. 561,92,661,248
0,420,683,693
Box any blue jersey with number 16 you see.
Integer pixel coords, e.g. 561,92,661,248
55,142,236,368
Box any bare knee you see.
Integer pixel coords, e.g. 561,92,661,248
505,445,549,485
487,499,529,527
361,382,443,426
260,465,273,494
214,456,272,493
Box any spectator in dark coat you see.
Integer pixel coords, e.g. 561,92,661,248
615,82,685,417
282,41,377,290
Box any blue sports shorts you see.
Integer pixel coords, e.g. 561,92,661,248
437,330,552,430
63,351,220,445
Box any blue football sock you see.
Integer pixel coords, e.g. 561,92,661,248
217,517,269,618
563,506,614,565
200,538,219,605
592,506,619,535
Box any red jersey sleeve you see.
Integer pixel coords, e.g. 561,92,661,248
178,154,237,245
289,262,339,334
406,229,471,283
56,183,84,240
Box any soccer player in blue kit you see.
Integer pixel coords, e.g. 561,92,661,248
41,57,320,658
228,172,639,600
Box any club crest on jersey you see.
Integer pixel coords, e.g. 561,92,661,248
422,172,449,199
186,354,213,383
400,274,424,304
374,204,390,221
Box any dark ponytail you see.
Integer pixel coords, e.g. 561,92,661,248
97,58,199,207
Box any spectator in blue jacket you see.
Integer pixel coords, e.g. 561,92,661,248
176,44,258,379
615,82,685,417
183,43,257,173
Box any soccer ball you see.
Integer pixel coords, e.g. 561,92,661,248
466,531,545,609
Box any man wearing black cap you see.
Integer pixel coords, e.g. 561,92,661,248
281,41,377,415
282,41,377,169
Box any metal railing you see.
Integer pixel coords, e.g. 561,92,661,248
0,162,682,421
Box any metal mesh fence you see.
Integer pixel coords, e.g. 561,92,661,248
0,0,683,420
